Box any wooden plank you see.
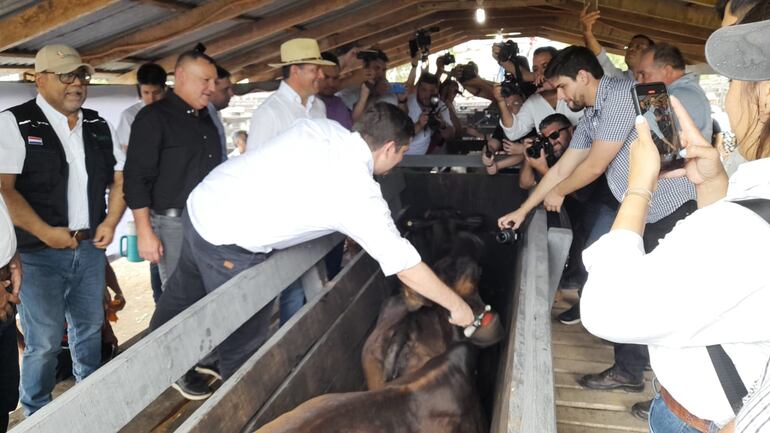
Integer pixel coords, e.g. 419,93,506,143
229,0,423,79
243,271,391,430
0,0,119,51
82,0,279,66
147,0,360,75
556,406,648,432
556,387,654,412
557,423,645,433
553,358,654,382
10,233,343,433
174,251,380,433
554,372,653,392
552,331,610,348
553,342,614,363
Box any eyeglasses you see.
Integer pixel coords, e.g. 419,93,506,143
545,125,570,140
46,69,92,84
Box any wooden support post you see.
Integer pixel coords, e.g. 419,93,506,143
0,0,119,51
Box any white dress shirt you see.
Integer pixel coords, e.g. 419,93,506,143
500,92,584,141
0,94,125,230
0,194,16,267
737,357,770,433
116,101,143,148
247,81,326,150
405,93,453,155
581,157,770,426
188,118,420,276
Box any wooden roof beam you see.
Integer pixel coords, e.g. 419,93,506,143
149,0,361,74
0,0,119,51
418,0,569,11
227,1,427,78
552,0,720,29
82,0,280,66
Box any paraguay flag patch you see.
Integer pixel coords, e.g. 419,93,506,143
28,136,43,146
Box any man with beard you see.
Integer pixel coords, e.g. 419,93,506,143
245,38,336,326
405,73,455,155
0,44,126,415
581,6,654,82
499,45,696,397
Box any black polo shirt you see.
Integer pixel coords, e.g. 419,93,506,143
123,91,222,211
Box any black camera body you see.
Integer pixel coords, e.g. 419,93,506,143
356,50,380,63
525,134,558,167
500,73,521,98
439,52,455,65
495,227,519,244
410,27,440,62
426,95,442,132
495,40,519,63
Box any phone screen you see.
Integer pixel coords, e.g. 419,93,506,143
584,0,598,12
389,83,406,95
632,83,683,170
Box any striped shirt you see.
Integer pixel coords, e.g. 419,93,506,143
569,76,695,223
738,357,770,433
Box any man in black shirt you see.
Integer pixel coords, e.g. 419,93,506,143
124,50,221,283
124,49,222,400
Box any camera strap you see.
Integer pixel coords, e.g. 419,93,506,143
707,198,769,415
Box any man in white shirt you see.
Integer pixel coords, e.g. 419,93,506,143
406,73,455,155
149,103,475,381
208,64,234,161
0,190,21,433
245,38,335,324
116,62,167,151
580,6,653,82
0,44,126,415
500,46,583,142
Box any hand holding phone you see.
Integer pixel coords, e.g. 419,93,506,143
631,82,684,172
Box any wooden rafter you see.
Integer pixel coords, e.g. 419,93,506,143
0,0,120,52
81,0,280,66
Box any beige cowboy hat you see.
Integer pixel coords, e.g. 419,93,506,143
268,38,336,68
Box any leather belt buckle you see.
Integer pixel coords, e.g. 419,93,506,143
157,208,184,218
660,387,712,433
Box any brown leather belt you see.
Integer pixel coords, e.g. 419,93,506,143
69,230,91,242
660,387,712,433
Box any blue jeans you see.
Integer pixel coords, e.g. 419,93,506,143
279,280,305,325
584,201,618,248
649,393,718,433
18,241,106,415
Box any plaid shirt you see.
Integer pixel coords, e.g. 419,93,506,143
570,76,695,223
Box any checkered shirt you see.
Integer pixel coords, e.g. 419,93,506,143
569,76,695,223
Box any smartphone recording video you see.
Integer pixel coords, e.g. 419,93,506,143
584,0,598,12
631,82,683,171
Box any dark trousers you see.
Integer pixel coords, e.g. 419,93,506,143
0,318,19,433
150,212,274,379
613,200,697,380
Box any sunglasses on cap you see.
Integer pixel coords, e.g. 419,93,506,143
545,125,570,140
45,68,92,84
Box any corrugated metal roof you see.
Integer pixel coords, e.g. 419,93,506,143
16,2,173,52
0,0,37,21
134,19,246,60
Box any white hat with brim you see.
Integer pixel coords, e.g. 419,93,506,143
268,38,336,68
705,19,770,81
35,44,95,75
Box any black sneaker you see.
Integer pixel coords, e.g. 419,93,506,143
631,399,652,421
171,370,212,400
195,360,222,381
577,366,645,393
557,304,581,325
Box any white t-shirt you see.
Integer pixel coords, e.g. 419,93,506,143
187,118,421,277
116,101,144,148
0,194,16,267
0,94,125,230
405,93,453,155
581,157,770,426
500,93,583,141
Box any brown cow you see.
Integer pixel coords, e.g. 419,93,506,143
254,344,485,433
362,232,503,390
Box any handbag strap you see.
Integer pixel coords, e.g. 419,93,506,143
706,199,770,415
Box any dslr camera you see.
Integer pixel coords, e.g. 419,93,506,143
494,40,519,63
495,227,520,244
525,133,558,167
500,73,521,98
426,95,443,131
356,49,380,63
438,52,455,65
410,27,440,62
